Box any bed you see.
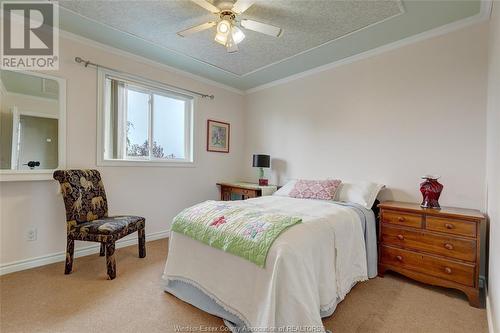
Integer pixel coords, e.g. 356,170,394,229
162,195,378,332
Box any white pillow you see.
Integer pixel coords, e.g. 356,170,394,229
335,181,385,209
273,180,297,197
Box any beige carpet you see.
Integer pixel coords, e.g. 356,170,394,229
0,239,487,333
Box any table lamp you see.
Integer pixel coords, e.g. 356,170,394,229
253,154,270,186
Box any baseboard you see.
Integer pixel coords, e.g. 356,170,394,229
0,229,170,276
486,289,497,333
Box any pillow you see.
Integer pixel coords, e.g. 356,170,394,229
289,179,342,200
273,180,297,197
335,181,385,209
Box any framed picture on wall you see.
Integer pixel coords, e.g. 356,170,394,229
207,119,230,153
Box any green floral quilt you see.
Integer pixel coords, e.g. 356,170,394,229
171,201,302,267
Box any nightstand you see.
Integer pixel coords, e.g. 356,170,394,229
217,182,277,201
378,201,485,307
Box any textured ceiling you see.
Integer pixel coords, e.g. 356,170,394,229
57,1,482,90
59,0,403,76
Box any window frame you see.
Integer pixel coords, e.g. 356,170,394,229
97,68,195,167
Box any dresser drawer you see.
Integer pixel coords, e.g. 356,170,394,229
426,216,476,238
230,187,259,198
380,245,475,286
382,210,422,229
380,225,476,262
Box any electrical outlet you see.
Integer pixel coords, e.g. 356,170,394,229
27,227,37,241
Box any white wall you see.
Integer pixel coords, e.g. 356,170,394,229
243,23,488,210
0,14,493,289
486,2,500,332
0,35,245,265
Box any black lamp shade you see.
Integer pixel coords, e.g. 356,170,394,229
253,154,270,168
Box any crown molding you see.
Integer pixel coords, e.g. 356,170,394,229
58,4,245,78
57,1,491,95
245,0,492,94
59,1,406,79
59,30,245,95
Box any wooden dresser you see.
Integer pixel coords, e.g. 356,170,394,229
378,201,485,307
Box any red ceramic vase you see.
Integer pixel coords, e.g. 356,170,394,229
420,176,443,209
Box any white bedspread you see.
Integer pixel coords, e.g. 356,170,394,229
162,196,368,331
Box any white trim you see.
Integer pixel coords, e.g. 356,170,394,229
0,172,60,182
0,70,66,182
4,91,58,103
14,109,59,119
98,159,196,168
58,1,491,94
0,229,170,276
245,0,493,94
59,30,244,95
486,289,497,333
10,106,18,170
96,67,196,167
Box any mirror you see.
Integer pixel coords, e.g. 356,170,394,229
0,70,65,181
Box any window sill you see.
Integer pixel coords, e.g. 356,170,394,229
0,169,58,182
97,159,196,168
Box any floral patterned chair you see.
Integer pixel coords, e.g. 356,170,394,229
53,169,146,279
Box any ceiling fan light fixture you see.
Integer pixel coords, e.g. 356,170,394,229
231,26,245,44
178,0,282,52
225,32,238,53
217,20,231,34
214,31,228,45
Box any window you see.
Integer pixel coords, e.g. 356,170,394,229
98,69,194,166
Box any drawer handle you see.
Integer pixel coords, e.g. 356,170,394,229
444,267,452,274
444,243,454,250
445,223,454,229
398,217,406,222
397,234,404,241
395,255,403,262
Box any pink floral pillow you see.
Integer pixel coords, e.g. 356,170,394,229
289,179,342,200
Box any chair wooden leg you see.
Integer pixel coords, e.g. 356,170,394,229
105,242,116,280
138,228,146,258
65,236,74,274
99,243,105,256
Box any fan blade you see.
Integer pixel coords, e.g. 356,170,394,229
241,19,282,37
190,0,220,13
232,0,255,14
177,21,216,37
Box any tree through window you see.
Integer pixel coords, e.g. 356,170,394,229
100,72,193,164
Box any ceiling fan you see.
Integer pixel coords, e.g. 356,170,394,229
177,0,283,53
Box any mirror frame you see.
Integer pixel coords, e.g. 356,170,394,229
0,70,66,181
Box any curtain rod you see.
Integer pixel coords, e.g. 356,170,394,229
74,57,215,100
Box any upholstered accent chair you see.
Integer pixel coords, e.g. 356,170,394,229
53,169,146,280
